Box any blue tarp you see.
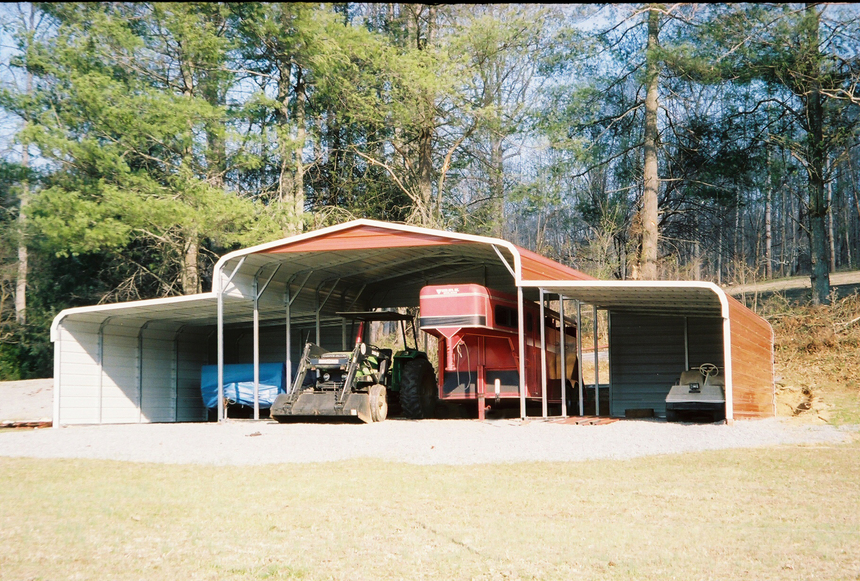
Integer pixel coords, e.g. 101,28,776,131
200,363,286,409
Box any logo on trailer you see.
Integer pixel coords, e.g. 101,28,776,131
435,287,460,295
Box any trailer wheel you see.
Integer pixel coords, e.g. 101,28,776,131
370,384,388,422
400,358,438,419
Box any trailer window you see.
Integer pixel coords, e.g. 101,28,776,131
494,305,517,329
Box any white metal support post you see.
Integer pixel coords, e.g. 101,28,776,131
285,271,312,382
252,264,280,420
314,292,320,345
608,312,613,417
593,305,599,416
518,286,527,419
684,316,689,370
137,321,151,423
53,329,61,428
539,288,548,418
97,317,113,425
217,287,224,422
217,256,246,423
285,288,291,381
217,284,224,422
576,301,584,416
252,276,260,420
559,296,567,418
723,316,734,423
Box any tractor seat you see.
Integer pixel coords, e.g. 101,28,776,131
678,369,725,387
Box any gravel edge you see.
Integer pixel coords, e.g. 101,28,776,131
0,417,853,466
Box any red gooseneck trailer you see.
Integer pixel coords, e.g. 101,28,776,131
419,284,579,417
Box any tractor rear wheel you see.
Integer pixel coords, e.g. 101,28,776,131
370,384,388,422
400,358,437,419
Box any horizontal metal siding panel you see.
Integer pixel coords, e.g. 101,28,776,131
686,317,724,367
58,362,101,376
58,374,100,388
57,384,100,397
60,340,99,358
102,326,141,338
101,410,141,424
142,329,176,341
177,333,208,421
100,396,140,409
56,322,101,425
56,410,100,424
101,399,139,423
728,299,774,419
141,334,175,422
610,313,686,417
101,371,137,389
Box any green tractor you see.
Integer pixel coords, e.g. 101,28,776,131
270,311,437,423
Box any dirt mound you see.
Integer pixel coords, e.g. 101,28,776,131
762,292,860,424
0,378,53,423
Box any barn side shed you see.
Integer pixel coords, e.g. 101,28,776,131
50,220,774,425
525,280,775,421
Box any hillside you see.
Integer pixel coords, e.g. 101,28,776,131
759,291,860,425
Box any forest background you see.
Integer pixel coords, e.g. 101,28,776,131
0,3,858,380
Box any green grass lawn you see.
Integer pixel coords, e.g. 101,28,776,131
2,440,859,580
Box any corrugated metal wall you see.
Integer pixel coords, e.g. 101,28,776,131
176,327,210,422
609,313,724,418
55,320,209,425
101,324,141,423
55,320,100,424
727,297,776,418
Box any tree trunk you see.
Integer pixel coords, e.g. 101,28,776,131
277,62,294,207
181,233,200,295
717,225,722,285
826,158,836,271
733,190,740,279
849,153,860,268
490,132,505,237
640,6,661,280
781,172,789,277
765,147,773,279
416,124,433,225
804,5,831,305
15,7,35,325
414,5,437,226
293,67,306,231
15,163,28,325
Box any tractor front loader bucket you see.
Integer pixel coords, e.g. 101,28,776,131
273,390,373,423
271,340,376,423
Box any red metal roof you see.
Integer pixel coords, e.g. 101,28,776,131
256,221,595,283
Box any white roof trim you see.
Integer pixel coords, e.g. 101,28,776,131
212,219,525,290
522,279,731,319
50,292,218,341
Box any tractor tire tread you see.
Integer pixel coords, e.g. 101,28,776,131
400,358,437,419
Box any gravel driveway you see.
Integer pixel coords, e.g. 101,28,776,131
0,417,852,466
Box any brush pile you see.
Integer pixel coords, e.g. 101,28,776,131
762,291,860,423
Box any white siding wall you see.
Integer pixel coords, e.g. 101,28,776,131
140,326,176,422
56,319,210,425
55,320,101,424
177,327,209,422
101,325,141,423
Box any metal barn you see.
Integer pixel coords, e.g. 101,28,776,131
50,220,774,426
